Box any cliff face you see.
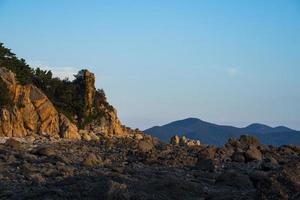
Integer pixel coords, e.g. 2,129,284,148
0,67,81,139
0,66,128,139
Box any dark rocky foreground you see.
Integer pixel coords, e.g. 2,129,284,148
0,135,300,200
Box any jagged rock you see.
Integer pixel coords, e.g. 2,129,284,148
199,146,217,160
81,70,96,115
59,114,81,140
170,135,201,147
76,70,126,136
0,67,80,140
92,109,124,136
170,135,180,145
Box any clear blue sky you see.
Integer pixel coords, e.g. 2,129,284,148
0,0,300,130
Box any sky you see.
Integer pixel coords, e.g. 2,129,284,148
0,0,300,130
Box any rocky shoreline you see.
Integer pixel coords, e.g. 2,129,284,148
0,47,299,199
0,134,299,200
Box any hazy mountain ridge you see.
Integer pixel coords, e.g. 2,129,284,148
145,118,300,146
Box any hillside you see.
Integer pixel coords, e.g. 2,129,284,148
144,118,300,146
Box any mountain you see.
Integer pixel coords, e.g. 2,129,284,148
244,123,293,133
144,118,300,146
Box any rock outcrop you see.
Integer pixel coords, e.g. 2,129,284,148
78,70,96,116
75,69,125,136
0,67,80,139
170,135,201,147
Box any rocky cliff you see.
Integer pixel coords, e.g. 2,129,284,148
0,67,80,139
0,66,129,139
0,43,129,139
74,70,125,136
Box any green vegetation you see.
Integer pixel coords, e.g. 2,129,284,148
0,79,12,108
0,42,112,127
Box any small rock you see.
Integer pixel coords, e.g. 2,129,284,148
35,147,56,157
216,171,253,189
82,153,103,167
171,135,201,147
245,146,262,161
134,133,144,140
138,140,154,153
5,138,23,151
89,132,100,141
106,180,129,199
197,159,215,171
170,135,180,145
239,135,261,147
82,132,92,141
231,152,245,162
261,157,280,171
25,135,36,143
29,173,45,184
4,154,16,163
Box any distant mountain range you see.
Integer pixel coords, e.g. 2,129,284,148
144,118,300,146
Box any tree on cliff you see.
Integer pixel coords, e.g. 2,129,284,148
0,43,34,85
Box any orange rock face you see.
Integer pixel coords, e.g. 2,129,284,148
0,67,80,140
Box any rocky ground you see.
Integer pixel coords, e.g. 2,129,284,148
0,134,299,200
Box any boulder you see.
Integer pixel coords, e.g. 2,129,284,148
82,153,103,167
216,171,253,189
35,147,56,157
226,135,261,150
231,152,245,162
138,140,154,153
89,131,100,141
239,135,261,148
59,114,81,140
197,159,215,171
261,157,280,171
199,146,217,160
245,146,263,161
170,135,201,147
170,135,180,145
5,138,23,151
